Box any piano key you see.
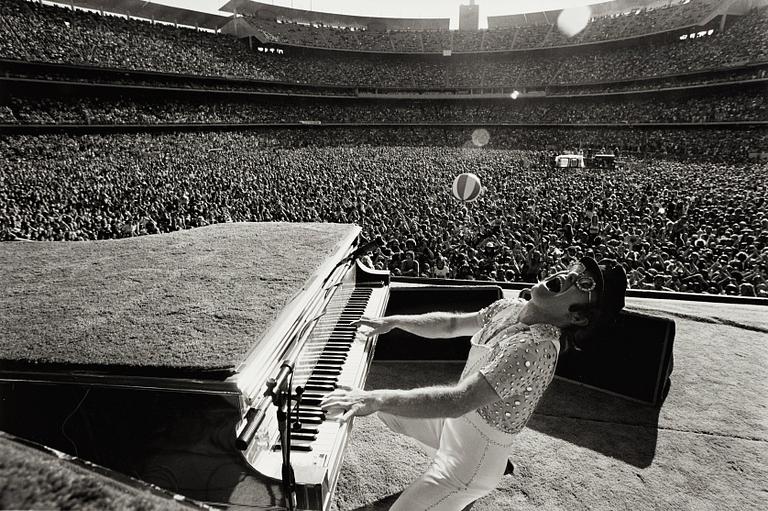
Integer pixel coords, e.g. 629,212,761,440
291,426,319,435
296,408,326,416
304,383,337,390
290,432,317,442
297,363,343,370
300,392,328,400
297,405,325,413
302,345,351,352
294,416,324,425
304,385,335,392
308,374,341,381
303,356,347,363
273,442,313,452
305,378,338,385
302,346,350,353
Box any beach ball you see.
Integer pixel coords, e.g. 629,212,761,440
452,173,482,203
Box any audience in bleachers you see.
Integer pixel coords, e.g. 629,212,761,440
546,66,768,96
2,131,765,296
245,0,726,51
1,0,766,90
541,0,723,47
3,89,765,125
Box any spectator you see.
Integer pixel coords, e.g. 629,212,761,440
400,250,420,277
432,256,451,278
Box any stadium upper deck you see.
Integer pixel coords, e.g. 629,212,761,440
231,0,729,53
1,0,766,91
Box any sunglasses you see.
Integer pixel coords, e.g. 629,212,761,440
568,261,598,300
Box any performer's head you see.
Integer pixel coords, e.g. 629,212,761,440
529,257,627,350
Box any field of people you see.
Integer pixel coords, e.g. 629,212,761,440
2,132,765,296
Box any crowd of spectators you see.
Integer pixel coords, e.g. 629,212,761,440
5,58,765,99
546,66,768,96
3,88,765,125
247,0,724,52
1,67,358,96
1,131,766,297
0,0,277,80
1,0,766,90
541,0,723,48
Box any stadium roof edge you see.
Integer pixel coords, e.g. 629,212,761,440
48,0,233,30
220,0,450,31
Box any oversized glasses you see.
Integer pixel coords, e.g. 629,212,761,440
568,261,598,296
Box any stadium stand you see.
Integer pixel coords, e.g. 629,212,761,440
1,88,765,125
1,0,766,89
236,0,728,52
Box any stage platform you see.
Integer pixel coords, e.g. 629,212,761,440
331,294,767,511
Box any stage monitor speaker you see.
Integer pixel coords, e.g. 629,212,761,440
556,311,675,406
375,285,503,361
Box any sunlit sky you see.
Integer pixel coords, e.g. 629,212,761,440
153,0,611,29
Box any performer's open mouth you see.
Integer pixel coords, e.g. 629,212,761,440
544,276,562,293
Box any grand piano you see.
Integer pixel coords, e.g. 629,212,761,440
0,223,390,510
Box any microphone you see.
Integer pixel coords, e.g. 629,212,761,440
350,235,384,260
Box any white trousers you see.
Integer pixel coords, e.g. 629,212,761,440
378,411,514,511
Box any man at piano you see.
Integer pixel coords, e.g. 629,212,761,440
321,257,627,511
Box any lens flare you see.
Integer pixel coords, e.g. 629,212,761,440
557,5,591,38
471,128,490,147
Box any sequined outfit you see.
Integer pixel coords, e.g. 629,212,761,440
469,297,560,435
379,298,561,510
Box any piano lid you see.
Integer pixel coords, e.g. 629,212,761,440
0,222,360,390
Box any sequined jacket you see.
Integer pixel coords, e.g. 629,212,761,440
460,298,561,435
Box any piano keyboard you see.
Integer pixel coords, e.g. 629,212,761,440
245,279,388,509
274,286,373,452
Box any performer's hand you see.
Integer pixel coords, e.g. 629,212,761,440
350,316,396,337
320,384,380,422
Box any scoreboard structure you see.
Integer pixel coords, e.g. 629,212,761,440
459,1,480,31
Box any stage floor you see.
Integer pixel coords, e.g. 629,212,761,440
332,295,767,511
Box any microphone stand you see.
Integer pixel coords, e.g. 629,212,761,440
330,235,385,273
265,361,304,511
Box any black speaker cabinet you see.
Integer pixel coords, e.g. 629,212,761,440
375,285,503,361
555,310,675,406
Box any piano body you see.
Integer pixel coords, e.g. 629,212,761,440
0,223,389,510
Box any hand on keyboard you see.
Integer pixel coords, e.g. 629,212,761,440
350,316,396,337
320,384,380,422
